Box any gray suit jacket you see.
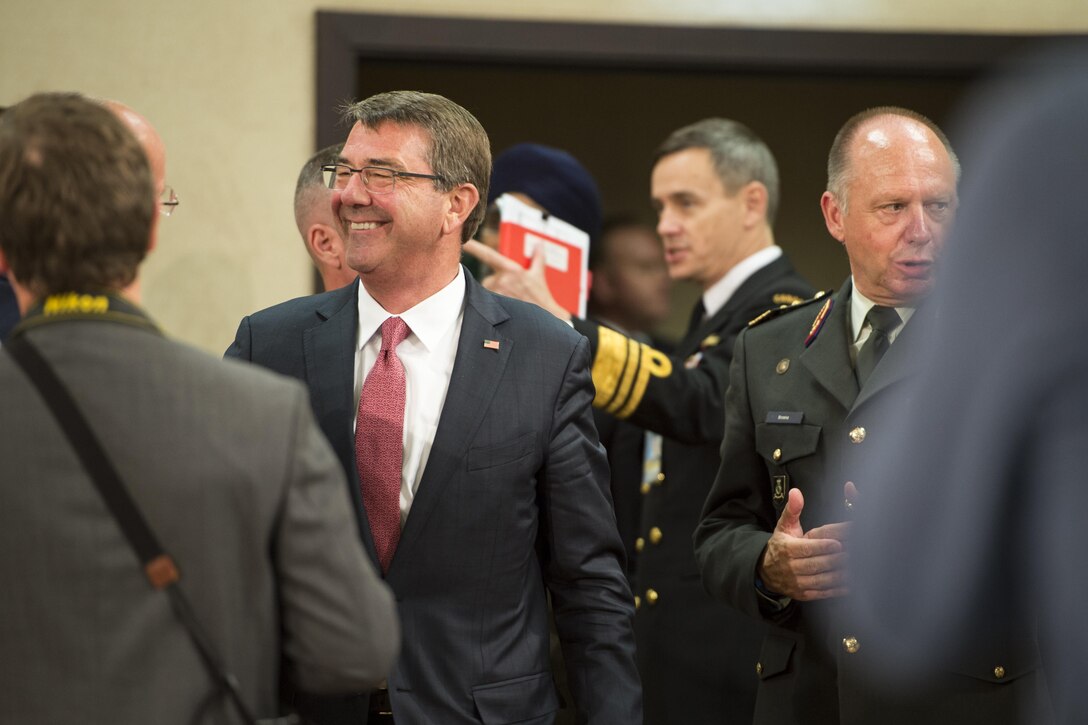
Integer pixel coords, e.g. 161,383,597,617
226,271,641,725
0,310,399,723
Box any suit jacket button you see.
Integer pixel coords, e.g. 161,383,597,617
646,588,659,605
776,358,790,374
994,665,1006,679
655,472,665,485
635,537,645,552
756,662,763,675
641,482,652,495
773,448,782,462
849,426,866,443
634,595,641,610
649,527,663,545
842,636,860,654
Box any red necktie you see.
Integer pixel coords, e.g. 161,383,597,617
356,316,410,573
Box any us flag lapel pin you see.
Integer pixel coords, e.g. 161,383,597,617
483,339,501,350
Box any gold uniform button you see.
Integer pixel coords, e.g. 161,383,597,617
755,662,763,675
635,537,645,552
842,636,860,654
634,595,641,610
849,426,866,444
994,665,1006,679
649,527,663,545
641,482,651,495
773,448,782,462
776,358,790,374
646,588,659,605
655,472,666,484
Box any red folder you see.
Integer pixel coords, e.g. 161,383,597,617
494,193,590,318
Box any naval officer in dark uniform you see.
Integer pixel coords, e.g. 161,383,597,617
468,118,813,725
695,106,1049,724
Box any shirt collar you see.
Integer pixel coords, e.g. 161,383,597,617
357,266,466,352
849,280,916,344
702,246,782,318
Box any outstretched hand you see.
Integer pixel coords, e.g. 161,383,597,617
758,486,852,601
463,239,571,321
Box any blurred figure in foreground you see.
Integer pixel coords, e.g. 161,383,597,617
849,45,1088,724
0,93,398,723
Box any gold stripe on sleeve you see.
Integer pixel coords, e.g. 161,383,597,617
592,326,632,409
616,345,672,419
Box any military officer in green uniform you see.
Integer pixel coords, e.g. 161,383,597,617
468,118,813,725
695,107,1049,724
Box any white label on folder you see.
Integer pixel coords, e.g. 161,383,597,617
523,233,570,272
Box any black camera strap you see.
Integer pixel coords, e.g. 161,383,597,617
6,333,258,725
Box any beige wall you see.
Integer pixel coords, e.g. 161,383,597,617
2,0,1083,352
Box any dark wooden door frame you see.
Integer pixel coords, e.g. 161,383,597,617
315,11,1063,147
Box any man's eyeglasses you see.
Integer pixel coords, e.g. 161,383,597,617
160,185,179,217
321,164,444,194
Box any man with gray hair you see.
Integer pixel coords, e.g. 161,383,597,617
692,107,1013,724
228,90,640,725
296,144,358,291
469,117,813,725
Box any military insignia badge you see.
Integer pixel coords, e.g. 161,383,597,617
804,298,833,347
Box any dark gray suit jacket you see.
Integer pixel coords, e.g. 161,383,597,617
226,270,641,725
0,311,398,723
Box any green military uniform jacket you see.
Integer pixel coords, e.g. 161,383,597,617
694,280,1048,725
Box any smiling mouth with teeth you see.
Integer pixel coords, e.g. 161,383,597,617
350,221,381,231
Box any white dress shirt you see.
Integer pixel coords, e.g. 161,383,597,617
700,246,783,319
354,267,466,526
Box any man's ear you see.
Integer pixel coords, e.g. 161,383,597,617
307,224,344,267
820,191,847,244
442,183,481,237
741,181,769,228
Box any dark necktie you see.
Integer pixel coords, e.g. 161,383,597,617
855,305,901,387
356,316,411,573
686,300,707,336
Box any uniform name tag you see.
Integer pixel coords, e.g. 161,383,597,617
765,411,803,424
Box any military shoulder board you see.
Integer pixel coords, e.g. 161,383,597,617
748,290,832,327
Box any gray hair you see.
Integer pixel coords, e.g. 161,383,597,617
653,118,780,225
341,91,491,242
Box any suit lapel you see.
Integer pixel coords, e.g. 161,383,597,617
800,282,859,412
386,273,512,582
301,282,379,559
682,255,797,355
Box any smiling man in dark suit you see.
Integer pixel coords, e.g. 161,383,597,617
226,90,640,725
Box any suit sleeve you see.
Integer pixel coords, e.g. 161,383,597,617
276,383,400,693
224,316,253,361
539,335,643,723
573,297,791,446
693,328,785,623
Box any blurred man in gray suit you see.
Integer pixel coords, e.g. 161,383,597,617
0,93,399,723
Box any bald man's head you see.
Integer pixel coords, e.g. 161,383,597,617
103,100,166,195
